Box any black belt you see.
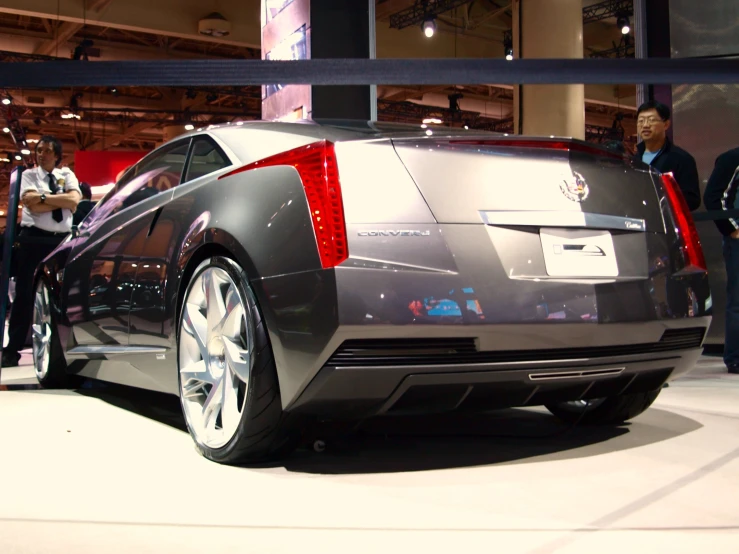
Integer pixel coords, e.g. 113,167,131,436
17,226,69,243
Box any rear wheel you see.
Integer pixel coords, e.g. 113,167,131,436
546,389,662,425
32,280,70,388
177,256,295,464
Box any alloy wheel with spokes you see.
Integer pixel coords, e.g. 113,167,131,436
32,282,54,382
179,263,253,450
30,280,69,388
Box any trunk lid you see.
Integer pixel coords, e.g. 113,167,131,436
391,136,665,233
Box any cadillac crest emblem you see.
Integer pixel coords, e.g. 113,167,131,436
560,171,589,202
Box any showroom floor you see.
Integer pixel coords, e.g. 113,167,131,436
0,350,738,553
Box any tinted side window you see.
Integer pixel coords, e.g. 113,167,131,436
184,137,231,183
84,140,190,225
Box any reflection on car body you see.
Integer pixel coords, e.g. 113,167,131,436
31,120,711,464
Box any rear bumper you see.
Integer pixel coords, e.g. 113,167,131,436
286,327,706,418
252,256,711,410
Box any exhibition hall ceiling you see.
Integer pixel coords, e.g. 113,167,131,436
0,0,637,198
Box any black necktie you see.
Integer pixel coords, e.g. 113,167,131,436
48,173,64,223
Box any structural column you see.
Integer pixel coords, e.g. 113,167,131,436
644,0,672,127
513,0,585,139
261,0,375,121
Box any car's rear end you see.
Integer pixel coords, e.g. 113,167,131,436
238,126,710,421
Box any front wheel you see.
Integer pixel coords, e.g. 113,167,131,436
546,389,662,425
177,256,296,464
32,280,71,388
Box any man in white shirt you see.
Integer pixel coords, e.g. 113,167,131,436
2,135,81,367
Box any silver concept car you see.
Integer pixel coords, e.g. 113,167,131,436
33,121,711,464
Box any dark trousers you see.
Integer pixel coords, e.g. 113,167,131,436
5,227,66,357
723,237,739,367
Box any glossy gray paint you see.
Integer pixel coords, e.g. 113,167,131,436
37,121,711,414
334,140,436,224
392,140,665,231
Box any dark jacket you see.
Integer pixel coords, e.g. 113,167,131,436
703,147,739,237
634,138,701,211
73,199,94,226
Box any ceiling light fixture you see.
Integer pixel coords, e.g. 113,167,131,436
422,18,436,38
504,31,513,61
199,12,231,38
617,15,630,35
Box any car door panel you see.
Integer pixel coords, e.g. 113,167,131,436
62,139,189,354
126,135,233,393
64,207,154,348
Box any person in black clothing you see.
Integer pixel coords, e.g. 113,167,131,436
1,135,81,367
703,147,739,374
72,181,94,226
633,100,701,211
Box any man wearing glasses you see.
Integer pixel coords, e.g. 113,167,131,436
1,135,81,367
633,100,701,211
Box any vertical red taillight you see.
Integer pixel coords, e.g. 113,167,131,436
219,140,348,269
660,172,706,271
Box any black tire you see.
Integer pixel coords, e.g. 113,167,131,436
545,389,662,425
177,256,298,465
32,280,74,389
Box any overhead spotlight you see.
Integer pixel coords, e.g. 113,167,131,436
422,18,436,38
504,32,513,61
184,124,195,131
1,96,11,105
2,127,9,133
14,154,22,161
70,92,83,111
199,12,231,38
72,38,95,61
423,117,443,125
617,15,630,35
20,148,30,155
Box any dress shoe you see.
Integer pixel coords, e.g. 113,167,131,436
1,351,20,367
